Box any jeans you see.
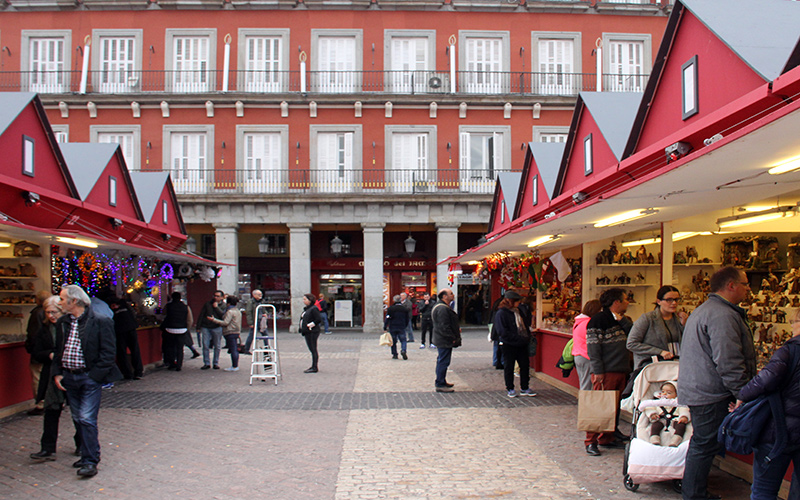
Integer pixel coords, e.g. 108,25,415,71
420,318,433,345
62,372,103,465
750,444,800,500
224,334,240,368
390,330,407,356
321,311,330,333
435,347,453,387
502,343,530,391
405,318,415,342
201,326,223,367
492,341,504,367
683,399,731,500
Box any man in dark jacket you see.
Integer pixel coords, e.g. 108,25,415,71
384,295,410,360
679,267,755,500
418,293,434,349
400,292,415,343
242,289,266,354
432,288,461,392
110,299,142,380
196,290,226,370
52,285,123,478
584,287,630,456
493,290,536,398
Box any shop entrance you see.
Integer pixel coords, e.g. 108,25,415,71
320,274,363,326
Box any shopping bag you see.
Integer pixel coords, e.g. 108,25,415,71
577,389,617,433
379,332,393,347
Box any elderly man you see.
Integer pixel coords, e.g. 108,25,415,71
52,285,122,478
679,267,756,500
242,289,267,355
432,288,461,392
400,292,415,343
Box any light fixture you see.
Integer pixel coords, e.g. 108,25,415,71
594,208,659,228
621,231,712,247
56,236,98,249
768,156,800,175
572,191,588,204
162,233,171,241
258,234,270,255
665,141,692,163
330,234,343,257
467,261,480,265
716,206,796,229
621,236,660,247
109,217,123,230
404,228,416,256
184,236,197,253
23,191,40,207
0,241,11,248
527,234,560,248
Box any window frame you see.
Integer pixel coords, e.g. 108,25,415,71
310,124,363,192
384,124,437,193
584,134,593,176
459,124,512,172
602,32,652,92
682,55,699,120
51,125,69,143
91,29,143,93
90,124,141,170
165,28,217,93
237,28,290,92
22,135,35,177
310,29,363,93
162,200,169,225
21,30,72,93
532,125,569,143
459,30,510,94
531,31,581,95
162,124,215,194
532,174,539,206
384,30,436,93
108,176,117,207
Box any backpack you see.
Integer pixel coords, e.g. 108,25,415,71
555,339,574,377
717,392,787,463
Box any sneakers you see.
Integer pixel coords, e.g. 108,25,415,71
650,435,661,445
101,383,114,389
519,388,537,397
429,344,436,349
224,367,239,372
324,331,332,334
669,435,683,447
507,390,517,398
401,351,408,360
419,344,426,349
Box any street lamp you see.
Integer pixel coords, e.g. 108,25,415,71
330,234,343,256
184,236,197,253
404,230,416,256
258,235,270,254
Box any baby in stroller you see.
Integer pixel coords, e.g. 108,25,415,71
644,382,690,447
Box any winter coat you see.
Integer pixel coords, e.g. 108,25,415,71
432,300,461,348
197,300,225,329
211,306,242,336
384,303,409,332
571,314,591,359
300,304,322,336
627,308,683,370
418,299,434,320
32,321,58,403
52,306,123,384
739,336,800,450
493,306,529,347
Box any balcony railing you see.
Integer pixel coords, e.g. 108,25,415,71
0,69,649,96
142,168,508,195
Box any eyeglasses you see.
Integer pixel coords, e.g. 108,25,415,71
661,298,681,303
45,310,61,316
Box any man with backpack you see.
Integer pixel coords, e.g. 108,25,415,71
678,267,756,500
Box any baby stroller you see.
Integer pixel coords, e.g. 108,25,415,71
622,360,693,493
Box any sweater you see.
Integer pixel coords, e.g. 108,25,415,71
678,294,756,406
586,308,631,375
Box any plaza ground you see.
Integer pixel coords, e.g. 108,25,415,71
0,327,751,499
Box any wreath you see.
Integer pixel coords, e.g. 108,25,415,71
77,253,100,275
159,263,174,281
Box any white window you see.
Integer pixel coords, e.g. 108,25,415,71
23,136,35,177
311,125,362,194
532,175,539,206
99,36,136,92
584,134,593,175
384,125,436,194
460,126,510,193
682,55,699,120
162,200,168,225
245,132,281,193
164,126,214,194
460,32,509,94
538,39,574,95
166,29,216,93
386,31,434,93
603,34,651,93
22,31,71,93
239,29,289,93
312,30,362,93
51,125,69,143
533,126,569,143
91,125,140,170
109,176,117,207
500,201,506,224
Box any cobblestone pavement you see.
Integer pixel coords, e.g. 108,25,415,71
0,328,751,500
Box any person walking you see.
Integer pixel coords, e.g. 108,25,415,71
401,292,415,343
52,285,123,478
161,291,193,371
208,296,242,372
242,289,267,355
317,293,332,334
28,295,81,462
739,307,800,500
679,266,756,500
432,288,461,392
418,293,434,349
493,290,537,398
300,293,322,373
196,290,225,370
584,288,631,456
110,298,143,380
384,295,409,360
627,285,687,371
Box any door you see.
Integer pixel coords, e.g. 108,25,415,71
538,39,574,95
317,37,356,93
171,132,207,194
245,36,282,92
97,132,135,169
29,38,66,93
173,36,211,92
316,132,354,193
390,37,428,93
99,37,136,93
608,40,645,92
243,132,281,193
390,133,430,193
464,38,502,94
460,131,501,192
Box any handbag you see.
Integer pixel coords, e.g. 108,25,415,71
577,387,617,433
379,332,393,347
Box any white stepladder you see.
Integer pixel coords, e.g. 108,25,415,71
249,303,281,385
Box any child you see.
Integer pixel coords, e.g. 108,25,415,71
644,382,690,447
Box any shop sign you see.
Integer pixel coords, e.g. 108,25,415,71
311,258,434,270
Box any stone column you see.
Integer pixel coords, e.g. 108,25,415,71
436,223,460,296
361,222,386,334
288,223,312,333
213,223,239,296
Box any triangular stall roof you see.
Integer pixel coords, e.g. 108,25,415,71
487,172,522,235
0,92,80,228
513,142,565,223
553,92,642,199
625,0,800,158
129,171,187,251
58,142,147,245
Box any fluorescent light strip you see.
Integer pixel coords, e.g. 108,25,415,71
717,206,796,229
768,157,800,175
56,236,99,249
594,208,659,228
527,235,560,248
621,236,660,247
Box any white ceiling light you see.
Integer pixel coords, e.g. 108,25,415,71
56,236,99,249
594,208,659,228
527,235,560,248
717,206,796,228
768,156,800,175
621,236,660,247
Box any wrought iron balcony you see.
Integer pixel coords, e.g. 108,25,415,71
135,168,509,196
0,69,649,96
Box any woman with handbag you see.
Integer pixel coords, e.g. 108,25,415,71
493,290,536,398
300,293,322,373
626,285,687,370
738,308,800,500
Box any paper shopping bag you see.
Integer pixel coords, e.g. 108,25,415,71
577,389,617,433
379,332,393,347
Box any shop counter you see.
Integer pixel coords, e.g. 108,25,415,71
0,341,34,415
136,326,165,366
533,329,580,394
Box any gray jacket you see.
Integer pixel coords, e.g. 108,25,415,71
678,294,756,406
627,308,683,370
432,301,461,348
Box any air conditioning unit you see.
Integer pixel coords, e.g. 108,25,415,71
427,73,450,91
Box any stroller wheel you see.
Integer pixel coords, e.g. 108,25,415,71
672,479,682,494
624,474,639,492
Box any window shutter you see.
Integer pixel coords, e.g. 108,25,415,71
343,132,353,172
